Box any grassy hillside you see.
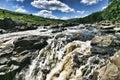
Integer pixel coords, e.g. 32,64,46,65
1,0,119,25
103,0,120,21
69,11,104,24
0,9,64,25
69,0,120,23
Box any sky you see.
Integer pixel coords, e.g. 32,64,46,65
0,0,109,20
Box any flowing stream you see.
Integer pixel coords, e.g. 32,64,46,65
8,24,105,80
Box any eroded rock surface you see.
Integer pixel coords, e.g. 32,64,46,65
91,35,120,55
93,51,120,80
0,35,49,80
0,23,120,80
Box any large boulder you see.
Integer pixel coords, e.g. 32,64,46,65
0,18,38,33
13,35,49,51
91,35,113,47
93,51,120,80
91,35,120,55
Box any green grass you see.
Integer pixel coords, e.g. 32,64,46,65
68,11,104,24
0,9,65,25
68,0,120,24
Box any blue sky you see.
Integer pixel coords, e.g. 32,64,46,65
0,0,109,20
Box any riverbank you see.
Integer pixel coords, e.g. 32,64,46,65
0,21,120,80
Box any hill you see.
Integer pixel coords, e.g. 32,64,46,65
103,0,120,21
0,9,67,33
69,0,120,23
0,9,64,25
69,11,103,24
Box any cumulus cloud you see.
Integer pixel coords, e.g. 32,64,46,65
13,5,27,13
102,6,107,10
76,10,85,14
15,7,27,13
16,0,24,2
0,7,5,9
34,10,58,19
13,5,24,9
81,0,102,5
74,14,87,18
31,0,74,12
61,17,70,20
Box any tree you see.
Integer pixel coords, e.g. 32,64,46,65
103,0,120,21
2,10,6,18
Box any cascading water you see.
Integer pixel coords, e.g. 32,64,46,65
14,25,105,80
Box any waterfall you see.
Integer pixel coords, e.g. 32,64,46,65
14,25,105,80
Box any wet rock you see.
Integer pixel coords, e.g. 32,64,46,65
65,41,81,53
115,33,120,38
114,28,120,32
101,29,115,34
98,20,113,26
15,40,94,80
0,21,119,80
67,33,94,42
93,35,120,46
93,51,120,80
0,29,6,34
0,18,38,33
0,18,15,30
14,35,49,51
101,25,115,29
0,35,49,80
91,35,113,47
0,44,14,57
91,46,115,55
51,28,66,33
16,23,37,31
96,21,117,34
110,51,120,68
46,41,91,80
0,57,8,65
91,35,120,55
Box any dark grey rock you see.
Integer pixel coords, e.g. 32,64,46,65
0,35,49,80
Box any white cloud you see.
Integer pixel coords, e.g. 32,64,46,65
16,0,24,2
61,17,70,20
102,6,107,10
31,0,74,12
13,5,27,13
74,15,87,18
15,7,27,13
6,0,24,2
76,10,85,14
13,5,24,9
0,7,5,9
34,10,58,19
81,0,102,5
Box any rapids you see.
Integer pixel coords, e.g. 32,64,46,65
0,24,105,80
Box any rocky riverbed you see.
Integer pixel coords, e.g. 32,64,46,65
0,21,120,80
